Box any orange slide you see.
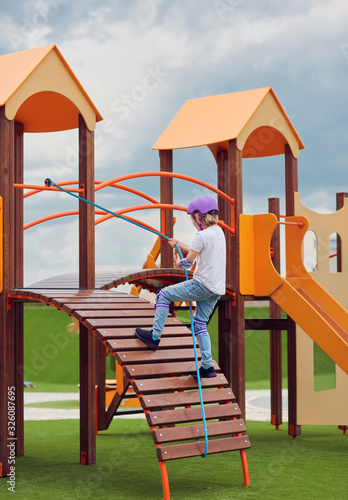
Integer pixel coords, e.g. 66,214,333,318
239,213,348,375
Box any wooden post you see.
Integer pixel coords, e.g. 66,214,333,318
14,123,24,456
0,106,16,477
336,192,348,272
159,150,173,268
268,197,282,429
285,144,301,437
228,139,245,417
78,115,96,464
217,149,232,383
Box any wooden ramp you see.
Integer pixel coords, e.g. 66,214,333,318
9,277,249,498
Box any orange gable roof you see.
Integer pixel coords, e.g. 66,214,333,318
0,45,102,132
153,87,304,158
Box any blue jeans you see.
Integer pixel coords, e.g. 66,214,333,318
152,279,220,368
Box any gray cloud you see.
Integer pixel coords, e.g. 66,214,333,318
1,0,347,284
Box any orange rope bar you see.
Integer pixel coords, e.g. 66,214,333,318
95,180,158,204
22,179,158,204
25,203,234,236
23,180,81,198
24,208,159,234
95,203,235,237
14,183,83,194
95,170,234,204
24,210,104,230
94,171,235,238
278,220,305,228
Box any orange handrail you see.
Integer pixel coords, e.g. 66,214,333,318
23,210,102,230
24,208,159,235
95,171,234,203
278,220,305,228
24,201,234,237
95,203,234,236
95,181,158,204
22,180,82,198
21,179,158,204
14,183,84,195
94,171,235,236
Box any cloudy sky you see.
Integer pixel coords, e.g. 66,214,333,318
1,0,348,285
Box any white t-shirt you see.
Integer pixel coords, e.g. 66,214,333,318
190,225,226,295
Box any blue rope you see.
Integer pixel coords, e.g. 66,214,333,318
45,178,209,457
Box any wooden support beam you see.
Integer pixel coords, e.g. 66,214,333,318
336,192,347,273
0,106,16,477
159,150,173,268
217,150,232,383
284,144,301,438
245,318,288,330
268,197,283,428
78,115,96,464
14,122,24,456
228,139,245,418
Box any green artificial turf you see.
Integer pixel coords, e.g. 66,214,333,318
24,400,79,410
0,419,346,499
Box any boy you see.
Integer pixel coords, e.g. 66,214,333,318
135,195,226,378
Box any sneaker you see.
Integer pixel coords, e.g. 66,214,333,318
135,328,160,350
191,366,217,379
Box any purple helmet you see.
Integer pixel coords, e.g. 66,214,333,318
187,195,219,216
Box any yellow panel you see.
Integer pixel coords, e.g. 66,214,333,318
4,46,102,132
239,213,283,296
239,215,255,295
236,92,300,158
293,193,348,425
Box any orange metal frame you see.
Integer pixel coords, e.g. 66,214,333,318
17,173,235,237
95,171,235,234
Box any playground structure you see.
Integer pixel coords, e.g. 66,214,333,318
0,44,347,497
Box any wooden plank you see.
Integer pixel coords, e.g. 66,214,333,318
74,309,156,321
51,296,142,307
95,325,191,341
106,336,197,352
62,302,154,313
146,402,242,426
245,318,288,330
152,419,246,444
39,291,128,299
115,348,200,365
84,316,180,330
124,361,220,378
139,388,234,409
132,374,229,393
157,435,250,461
